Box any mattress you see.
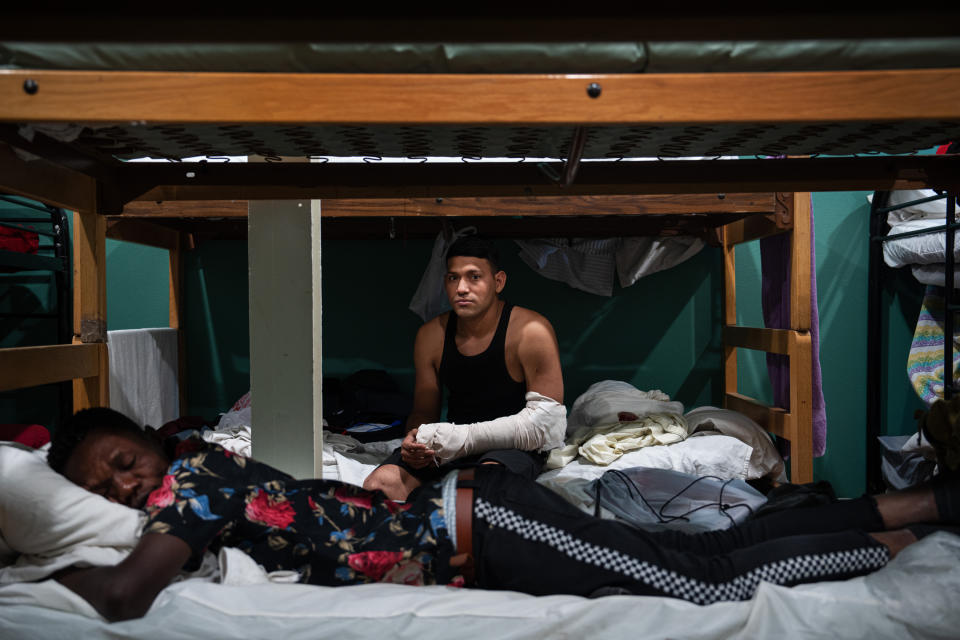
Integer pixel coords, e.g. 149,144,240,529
1,532,958,640
4,40,960,74
4,40,960,161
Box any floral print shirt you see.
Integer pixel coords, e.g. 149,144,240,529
143,438,455,586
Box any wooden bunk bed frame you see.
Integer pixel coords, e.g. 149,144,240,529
1,14,959,485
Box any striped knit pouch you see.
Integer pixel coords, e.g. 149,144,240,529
909,286,960,405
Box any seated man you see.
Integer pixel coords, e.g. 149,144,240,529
48,407,960,621
364,235,566,500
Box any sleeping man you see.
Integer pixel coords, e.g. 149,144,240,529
50,406,960,622
363,235,567,500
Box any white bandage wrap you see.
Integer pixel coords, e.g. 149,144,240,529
415,392,567,463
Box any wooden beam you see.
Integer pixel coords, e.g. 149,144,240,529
0,343,101,391
72,341,109,409
790,192,812,331
723,326,794,356
73,209,107,343
0,142,96,212
320,194,770,217
3,69,960,125
72,199,109,411
721,222,738,404
722,214,788,245
120,199,248,218
118,193,770,218
788,331,814,483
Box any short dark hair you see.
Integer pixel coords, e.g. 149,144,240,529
47,407,145,473
446,235,502,273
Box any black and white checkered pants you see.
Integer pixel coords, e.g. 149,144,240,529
468,466,890,604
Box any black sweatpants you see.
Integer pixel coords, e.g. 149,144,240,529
468,466,890,604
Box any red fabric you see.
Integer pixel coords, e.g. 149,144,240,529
230,391,251,412
0,424,51,448
155,416,208,440
0,225,39,253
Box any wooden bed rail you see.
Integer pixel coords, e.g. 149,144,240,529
2,69,959,125
724,392,789,439
0,343,105,393
724,326,794,355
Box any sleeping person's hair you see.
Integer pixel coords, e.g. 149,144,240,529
446,235,502,273
47,407,145,473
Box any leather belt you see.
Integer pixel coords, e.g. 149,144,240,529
454,468,476,584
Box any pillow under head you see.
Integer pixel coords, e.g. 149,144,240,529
0,442,143,561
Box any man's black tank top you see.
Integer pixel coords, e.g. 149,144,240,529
438,302,527,424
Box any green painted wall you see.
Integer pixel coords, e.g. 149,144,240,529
182,240,250,418
105,238,169,330
183,237,721,419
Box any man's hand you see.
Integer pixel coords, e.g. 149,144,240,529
400,428,437,469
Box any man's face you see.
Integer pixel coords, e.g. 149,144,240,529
62,429,170,509
445,255,505,319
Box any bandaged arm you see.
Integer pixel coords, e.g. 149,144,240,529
415,392,567,463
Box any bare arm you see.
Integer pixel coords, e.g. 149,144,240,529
406,321,443,431
401,320,444,468
517,315,564,404
55,533,191,621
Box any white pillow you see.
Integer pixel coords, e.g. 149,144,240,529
0,443,143,559
867,189,959,225
685,406,786,481
883,218,960,268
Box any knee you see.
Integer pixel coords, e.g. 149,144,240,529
362,468,388,492
363,467,409,500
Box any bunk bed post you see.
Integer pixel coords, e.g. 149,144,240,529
72,206,108,409
248,199,324,479
169,232,187,416
788,192,814,483
721,225,738,400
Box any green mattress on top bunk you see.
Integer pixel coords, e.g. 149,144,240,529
3,39,960,74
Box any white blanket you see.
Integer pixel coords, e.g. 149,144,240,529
2,533,958,639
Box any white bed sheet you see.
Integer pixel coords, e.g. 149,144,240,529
3,428,957,638
2,532,958,639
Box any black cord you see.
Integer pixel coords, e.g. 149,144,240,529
599,470,755,528
604,469,671,523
